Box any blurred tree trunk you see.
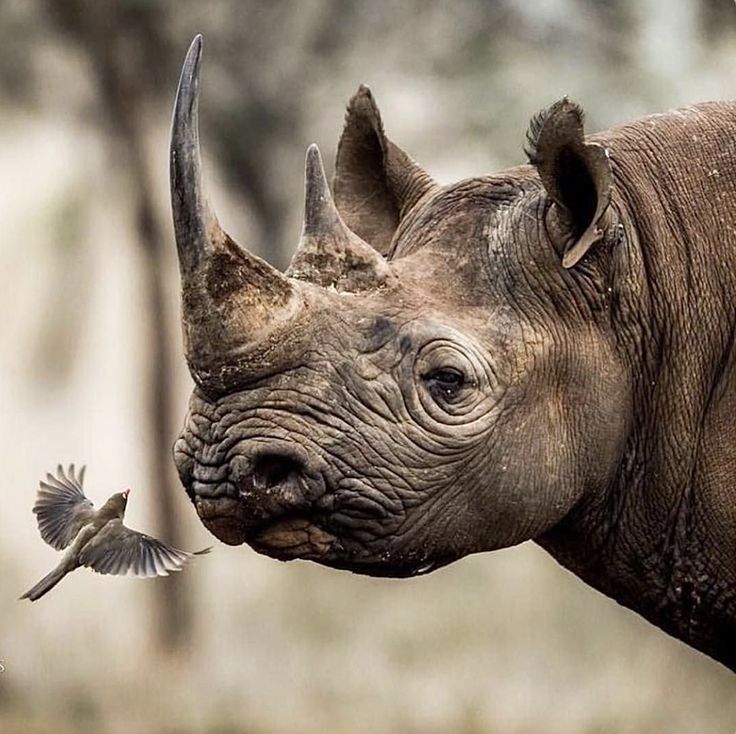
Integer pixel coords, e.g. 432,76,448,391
45,0,192,654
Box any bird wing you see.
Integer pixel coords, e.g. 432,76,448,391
33,464,95,550
77,518,211,577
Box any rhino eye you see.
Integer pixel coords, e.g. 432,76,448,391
423,367,466,399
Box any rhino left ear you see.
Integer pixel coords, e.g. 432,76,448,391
333,85,437,257
526,98,613,268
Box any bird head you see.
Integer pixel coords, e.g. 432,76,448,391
97,489,131,520
116,489,130,512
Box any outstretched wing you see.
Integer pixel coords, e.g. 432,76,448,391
33,464,95,550
78,519,211,577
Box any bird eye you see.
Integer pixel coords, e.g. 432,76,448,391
423,367,466,400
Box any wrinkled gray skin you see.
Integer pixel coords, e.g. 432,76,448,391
170,37,736,670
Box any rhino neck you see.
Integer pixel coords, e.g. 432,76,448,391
542,104,736,670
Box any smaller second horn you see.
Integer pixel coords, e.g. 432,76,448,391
287,144,395,291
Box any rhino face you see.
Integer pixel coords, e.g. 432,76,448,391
171,37,630,577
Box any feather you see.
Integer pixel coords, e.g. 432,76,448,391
33,464,94,550
78,519,204,578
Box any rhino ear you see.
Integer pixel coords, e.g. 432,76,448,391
333,85,437,256
526,98,613,269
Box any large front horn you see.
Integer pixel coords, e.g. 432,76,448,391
287,144,395,291
170,35,298,392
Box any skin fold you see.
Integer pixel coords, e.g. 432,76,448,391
170,37,736,670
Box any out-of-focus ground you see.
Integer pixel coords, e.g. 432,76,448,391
2,1,736,732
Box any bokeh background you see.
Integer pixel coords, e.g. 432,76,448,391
2,1,736,732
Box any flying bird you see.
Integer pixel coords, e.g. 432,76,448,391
21,464,210,601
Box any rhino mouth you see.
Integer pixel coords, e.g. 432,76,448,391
194,494,337,559
187,464,452,576
249,515,337,560
194,492,456,576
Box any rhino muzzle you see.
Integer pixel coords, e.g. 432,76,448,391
180,437,337,559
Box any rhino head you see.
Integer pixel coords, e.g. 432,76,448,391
170,36,630,577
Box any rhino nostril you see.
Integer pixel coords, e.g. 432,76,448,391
252,453,302,490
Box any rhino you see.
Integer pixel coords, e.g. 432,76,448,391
169,36,736,671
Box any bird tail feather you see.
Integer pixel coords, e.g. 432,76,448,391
20,565,67,601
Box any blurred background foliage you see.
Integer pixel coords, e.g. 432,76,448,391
2,1,736,732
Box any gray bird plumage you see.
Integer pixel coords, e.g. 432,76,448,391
35,465,94,550
21,465,210,601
